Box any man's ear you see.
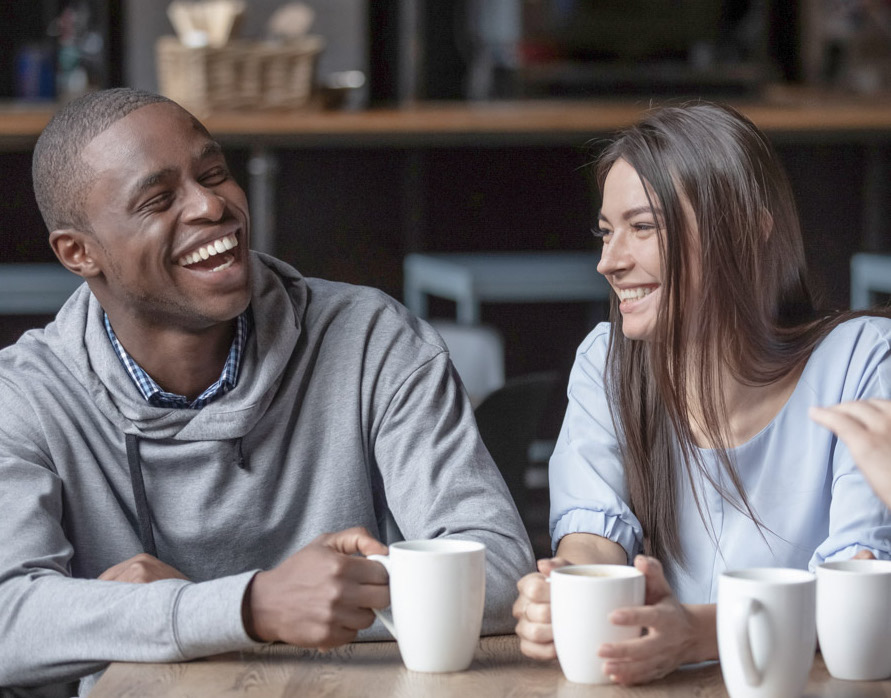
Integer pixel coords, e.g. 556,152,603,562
49,229,102,279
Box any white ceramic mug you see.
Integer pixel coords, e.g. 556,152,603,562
816,558,891,681
717,568,816,698
368,539,486,673
550,564,645,685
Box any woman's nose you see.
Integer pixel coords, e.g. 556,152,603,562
596,232,630,276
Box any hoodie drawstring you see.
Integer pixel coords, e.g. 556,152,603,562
125,433,158,557
234,437,246,470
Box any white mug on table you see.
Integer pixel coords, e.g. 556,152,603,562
817,558,891,681
368,539,486,673
717,568,816,698
550,563,645,685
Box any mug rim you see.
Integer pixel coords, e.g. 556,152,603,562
389,539,486,555
817,559,891,575
721,567,815,585
551,563,643,580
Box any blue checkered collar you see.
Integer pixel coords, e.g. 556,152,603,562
104,311,251,409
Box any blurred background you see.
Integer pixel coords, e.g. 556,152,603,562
1,1,890,555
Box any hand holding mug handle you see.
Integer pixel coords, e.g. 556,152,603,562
735,597,769,687
367,554,398,638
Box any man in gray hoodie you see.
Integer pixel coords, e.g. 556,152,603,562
0,88,534,696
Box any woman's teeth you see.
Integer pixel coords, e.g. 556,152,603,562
617,287,654,301
177,234,238,267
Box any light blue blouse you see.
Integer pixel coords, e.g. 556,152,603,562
549,317,891,604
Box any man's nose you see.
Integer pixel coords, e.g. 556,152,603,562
183,183,225,221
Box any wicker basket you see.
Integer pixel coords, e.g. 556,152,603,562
155,35,325,115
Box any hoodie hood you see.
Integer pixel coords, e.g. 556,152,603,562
43,252,306,440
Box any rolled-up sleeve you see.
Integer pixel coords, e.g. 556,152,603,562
549,324,643,562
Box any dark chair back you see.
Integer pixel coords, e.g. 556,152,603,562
474,370,561,529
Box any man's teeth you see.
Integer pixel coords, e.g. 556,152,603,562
177,234,238,266
211,258,235,272
617,287,654,301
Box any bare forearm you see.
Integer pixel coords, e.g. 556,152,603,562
555,532,627,565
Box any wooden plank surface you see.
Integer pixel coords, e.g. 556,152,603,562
89,634,891,698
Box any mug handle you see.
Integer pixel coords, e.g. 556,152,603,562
735,597,766,687
367,554,398,639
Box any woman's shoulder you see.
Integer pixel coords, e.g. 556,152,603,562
814,314,891,357
802,315,891,393
576,321,612,357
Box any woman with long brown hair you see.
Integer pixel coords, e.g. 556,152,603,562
513,102,891,684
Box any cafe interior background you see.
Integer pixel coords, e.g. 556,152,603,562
2,0,891,556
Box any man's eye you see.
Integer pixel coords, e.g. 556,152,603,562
201,168,229,186
592,227,612,239
142,193,172,211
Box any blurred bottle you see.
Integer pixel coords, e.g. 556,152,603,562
14,42,56,101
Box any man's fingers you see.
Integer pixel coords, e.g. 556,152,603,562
333,606,378,632
343,555,391,585
347,580,391,610
322,527,388,557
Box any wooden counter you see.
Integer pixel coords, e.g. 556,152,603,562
4,88,891,150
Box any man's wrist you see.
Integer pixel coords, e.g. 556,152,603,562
242,572,262,642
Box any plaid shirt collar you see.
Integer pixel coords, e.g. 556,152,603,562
104,311,251,409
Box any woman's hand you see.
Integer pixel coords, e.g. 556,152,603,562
598,555,716,685
810,399,891,510
513,557,570,660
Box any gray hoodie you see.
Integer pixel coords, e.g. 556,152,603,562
0,253,534,692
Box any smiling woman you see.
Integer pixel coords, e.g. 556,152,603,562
513,102,891,686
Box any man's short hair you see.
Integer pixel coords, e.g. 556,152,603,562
32,88,174,233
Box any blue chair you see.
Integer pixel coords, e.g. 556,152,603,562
850,253,891,309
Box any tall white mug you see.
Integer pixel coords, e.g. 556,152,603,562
717,568,816,698
816,558,891,681
550,564,645,685
368,539,485,673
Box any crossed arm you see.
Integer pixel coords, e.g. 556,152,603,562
101,527,391,649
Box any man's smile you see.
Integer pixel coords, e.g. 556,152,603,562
177,233,239,271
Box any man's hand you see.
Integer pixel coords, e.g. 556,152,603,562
513,557,570,661
810,400,891,510
244,527,389,649
98,553,190,583
598,556,715,685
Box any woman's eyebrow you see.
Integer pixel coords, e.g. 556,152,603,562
597,205,663,222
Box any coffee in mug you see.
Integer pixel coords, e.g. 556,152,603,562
550,563,645,685
816,558,891,681
368,539,485,673
717,568,816,698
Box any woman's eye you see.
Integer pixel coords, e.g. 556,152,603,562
592,227,612,239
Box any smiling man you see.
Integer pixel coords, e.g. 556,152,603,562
0,88,534,697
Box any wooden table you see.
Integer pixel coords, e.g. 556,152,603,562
89,634,891,697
